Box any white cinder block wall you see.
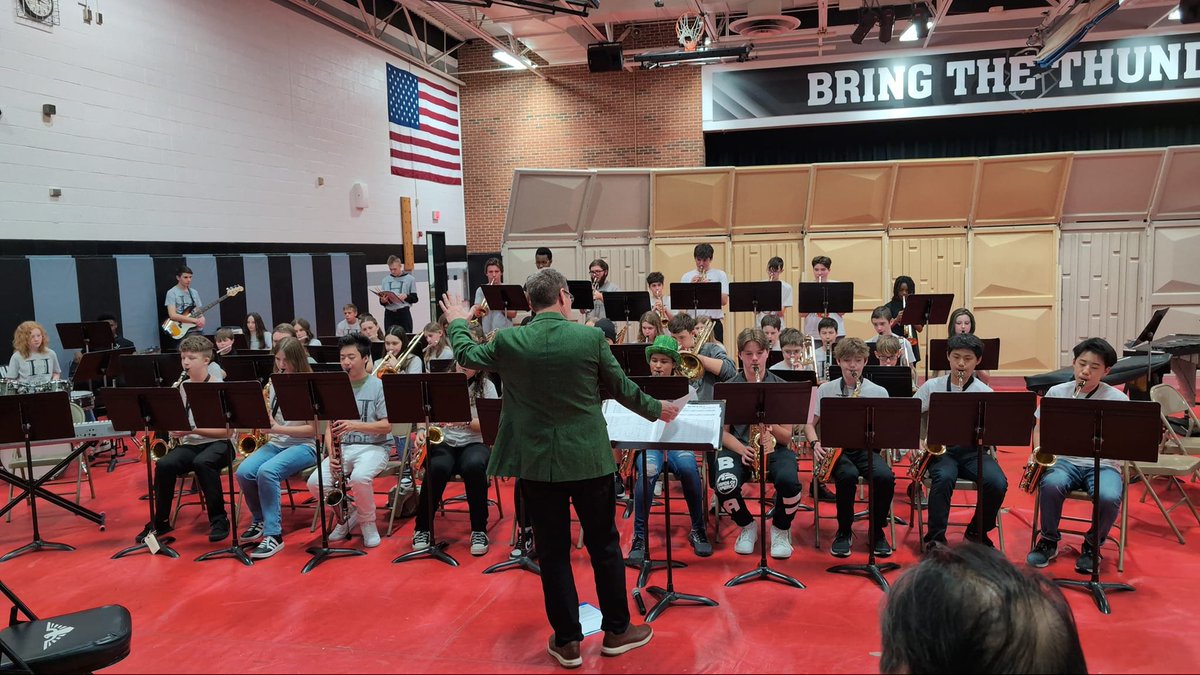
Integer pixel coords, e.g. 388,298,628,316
0,0,465,246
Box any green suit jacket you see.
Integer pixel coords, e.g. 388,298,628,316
448,312,662,482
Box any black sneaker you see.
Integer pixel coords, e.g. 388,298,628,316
627,536,647,565
208,517,230,543
135,522,171,544
872,530,893,558
689,529,713,557
811,481,836,503
1076,545,1101,575
1026,538,1058,568
614,475,626,498
240,521,264,543
250,535,284,559
831,530,853,558
964,529,995,548
923,537,947,555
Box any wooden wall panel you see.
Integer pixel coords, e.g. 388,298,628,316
889,160,977,229
1059,227,1146,366
1061,150,1163,224
731,166,810,235
973,155,1071,227
1150,146,1200,221
808,163,895,232
503,170,592,241
729,236,805,343
582,244,651,301
501,243,583,285
651,169,733,237
804,233,885,338
887,230,968,358
580,170,651,239
971,227,1059,373
1148,221,1200,336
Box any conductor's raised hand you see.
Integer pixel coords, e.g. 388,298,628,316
658,401,680,423
440,292,472,324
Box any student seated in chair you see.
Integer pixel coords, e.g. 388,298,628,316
1026,337,1126,575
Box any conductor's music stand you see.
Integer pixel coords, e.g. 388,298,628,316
383,373,472,567
797,282,854,328
714,381,813,589
272,372,365,574
119,354,182,388
103,387,193,559
567,281,595,314
185,381,274,567
56,322,117,354
729,282,783,321
1041,398,1161,614
479,398,539,577
926,391,1037,540
0,392,77,562
820,397,921,591
602,291,652,330
900,294,954,381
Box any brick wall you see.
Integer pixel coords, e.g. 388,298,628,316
459,28,704,251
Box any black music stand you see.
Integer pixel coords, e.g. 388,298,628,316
272,372,366,574
1124,308,1170,401
307,345,342,363
740,350,784,371
185,381,273,567
1041,398,1160,614
481,285,530,318
369,342,387,362
427,358,455,374
104,387,193,559
797,282,853,326
928,338,1001,372
821,398,921,591
567,281,595,314
669,282,722,318
56,322,117,354
926,391,1037,540
602,291,652,328
75,347,133,387
829,365,914,398
384,373,472,567
218,355,275,385
714,381,813,589
120,354,182,388
900,294,954,380
609,345,651,377
730,282,783,321
479,398,539,576
0,392,76,562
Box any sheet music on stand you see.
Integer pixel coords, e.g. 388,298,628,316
602,400,725,451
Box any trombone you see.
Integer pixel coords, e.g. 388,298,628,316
678,319,716,381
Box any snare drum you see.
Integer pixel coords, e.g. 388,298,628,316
0,380,14,396
71,390,95,410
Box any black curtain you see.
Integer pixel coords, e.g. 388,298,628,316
705,101,1200,166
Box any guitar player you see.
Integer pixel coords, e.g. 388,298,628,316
164,266,205,348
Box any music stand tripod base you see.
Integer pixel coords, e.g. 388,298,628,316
1053,577,1133,615
112,534,178,560
303,539,367,574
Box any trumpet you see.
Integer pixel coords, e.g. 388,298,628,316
410,425,444,473
653,289,669,328
694,265,708,284
678,319,716,381
236,383,272,457
1019,446,1057,494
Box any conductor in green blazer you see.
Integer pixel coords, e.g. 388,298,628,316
441,268,680,669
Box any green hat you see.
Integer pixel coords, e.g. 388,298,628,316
646,335,681,365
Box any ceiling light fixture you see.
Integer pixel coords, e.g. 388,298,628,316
493,50,533,69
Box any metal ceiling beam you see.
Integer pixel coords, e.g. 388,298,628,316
418,0,549,78
923,0,954,48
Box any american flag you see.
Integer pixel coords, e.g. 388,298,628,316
386,64,462,186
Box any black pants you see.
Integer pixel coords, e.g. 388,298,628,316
830,449,895,534
712,447,802,529
521,475,629,645
925,446,1008,544
153,440,232,528
415,442,490,532
384,307,413,334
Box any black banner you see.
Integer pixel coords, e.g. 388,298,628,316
705,31,1200,129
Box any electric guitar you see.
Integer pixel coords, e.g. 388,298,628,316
161,285,244,340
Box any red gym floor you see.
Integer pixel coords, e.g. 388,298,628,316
3,377,1199,673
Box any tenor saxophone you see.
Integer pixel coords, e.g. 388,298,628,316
324,424,353,525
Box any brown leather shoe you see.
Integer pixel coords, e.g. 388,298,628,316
601,623,653,656
547,635,582,669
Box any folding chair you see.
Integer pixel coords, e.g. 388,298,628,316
1028,461,1130,573
1130,454,1200,544
1151,384,1200,456
912,448,1008,554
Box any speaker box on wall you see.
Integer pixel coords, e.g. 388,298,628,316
1182,0,1199,23
587,42,624,73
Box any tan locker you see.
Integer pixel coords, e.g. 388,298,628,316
888,159,977,229
1148,220,1200,336
970,226,1059,374
1150,146,1200,221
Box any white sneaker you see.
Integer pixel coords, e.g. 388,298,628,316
361,521,381,548
770,525,794,559
329,512,359,541
653,477,664,497
735,523,757,555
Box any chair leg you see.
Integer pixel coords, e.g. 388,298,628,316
285,477,296,511
171,478,186,528
1169,476,1200,526
83,457,96,499
914,483,925,546
1137,469,1187,544
812,482,821,550
1030,486,1041,551
387,477,402,538
492,477,504,520
996,507,1006,555
1118,484,1129,573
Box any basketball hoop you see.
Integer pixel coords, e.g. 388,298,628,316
676,13,706,52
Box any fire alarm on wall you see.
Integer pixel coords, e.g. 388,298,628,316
432,210,440,223
351,182,369,209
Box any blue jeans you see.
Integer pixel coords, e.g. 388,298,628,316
235,443,317,537
1038,461,1123,545
632,450,705,539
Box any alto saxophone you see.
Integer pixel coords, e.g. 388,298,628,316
814,375,861,482
148,371,188,461
324,423,353,525
236,383,272,457
746,365,773,482
1020,379,1078,493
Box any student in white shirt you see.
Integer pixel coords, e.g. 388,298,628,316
913,334,1008,552
1027,338,1127,575
293,318,321,346
245,312,271,351
760,315,782,351
7,321,61,385
755,256,793,329
336,303,362,336
470,257,517,334
680,243,730,343
421,322,454,370
867,306,916,366
801,255,847,337
646,272,672,330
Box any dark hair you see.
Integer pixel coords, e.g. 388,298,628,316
779,327,805,348
667,313,696,334
535,247,552,259
760,314,782,330
386,326,408,342
948,307,977,336
811,255,831,269
817,317,838,332
338,333,371,358
892,275,916,302
215,327,235,342
96,312,118,324
588,258,610,285
646,271,664,286
175,265,193,277
947,333,984,358
292,317,315,343
871,305,893,321
1073,337,1117,368
524,268,569,311
767,256,784,270
484,257,504,273
246,312,266,344
693,243,714,260
881,543,1087,675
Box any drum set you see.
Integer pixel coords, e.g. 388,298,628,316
0,380,93,422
